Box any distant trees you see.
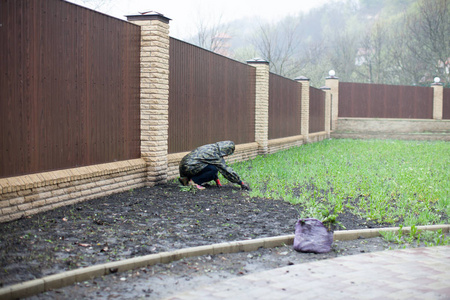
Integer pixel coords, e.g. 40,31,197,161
189,0,449,87
404,0,450,84
68,0,450,86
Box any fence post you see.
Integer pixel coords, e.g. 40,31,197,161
247,58,269,155
432,79,443,120
325,72,339,131
295,76,310,142
321,86,331,137
127,12,170,185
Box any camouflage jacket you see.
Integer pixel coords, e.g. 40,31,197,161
179,141,242,184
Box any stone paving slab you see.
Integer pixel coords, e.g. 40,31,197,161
166,246,450,300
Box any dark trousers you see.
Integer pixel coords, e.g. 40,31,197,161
191,165,219,185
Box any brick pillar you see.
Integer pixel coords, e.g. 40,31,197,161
432,81,443,120
295,76,310,142
127,12,170,185
325,73,339,131
321,86,331,137
247,58,269,155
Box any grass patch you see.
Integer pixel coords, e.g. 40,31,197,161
379,226,450,247
224,139,450,226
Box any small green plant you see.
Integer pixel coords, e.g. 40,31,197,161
321,213,344,231
404,225,419,245
421,230,450,246
179,185,198,194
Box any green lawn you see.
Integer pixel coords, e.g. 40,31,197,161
227,139,450,227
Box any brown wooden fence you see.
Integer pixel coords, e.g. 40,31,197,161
338,82,433,119
309,87,326,133
443,88,450,120
268,73,302,139
0,0,141,178
168,38,256,153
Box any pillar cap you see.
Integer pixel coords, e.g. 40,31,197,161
294,76,309,81
126,11,171,23
326,76,339,80
320,86,331,90
247,58,269,64
431,82,443,86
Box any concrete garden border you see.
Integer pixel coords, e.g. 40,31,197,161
1,224,449,299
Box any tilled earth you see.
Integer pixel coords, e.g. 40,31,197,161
0,183,440,299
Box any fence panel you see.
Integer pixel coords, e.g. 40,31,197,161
309,87,326,133
0,0,141,178
268,73,301,139
168,38,255,153
443,88,450,120
339,82,433,119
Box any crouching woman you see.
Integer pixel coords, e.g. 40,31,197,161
178,141,250,190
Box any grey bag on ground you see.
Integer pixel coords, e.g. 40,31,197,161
293,218,333,253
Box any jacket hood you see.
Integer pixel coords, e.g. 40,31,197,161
216,141,235,157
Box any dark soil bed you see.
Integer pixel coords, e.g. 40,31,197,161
0,182,441,299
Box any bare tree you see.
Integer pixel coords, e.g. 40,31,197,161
405,0,450,84
388,20,426,85
295,39,331,85
328,31,359,82
355,21,393,84
190,12,232,55
251,16,303,77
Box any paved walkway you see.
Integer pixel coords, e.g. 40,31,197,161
166,246,450,299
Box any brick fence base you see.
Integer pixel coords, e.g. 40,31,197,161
0,159,147,223
0,134,330,223
332,118,450,141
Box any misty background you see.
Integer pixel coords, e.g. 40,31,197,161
69,0,449,88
